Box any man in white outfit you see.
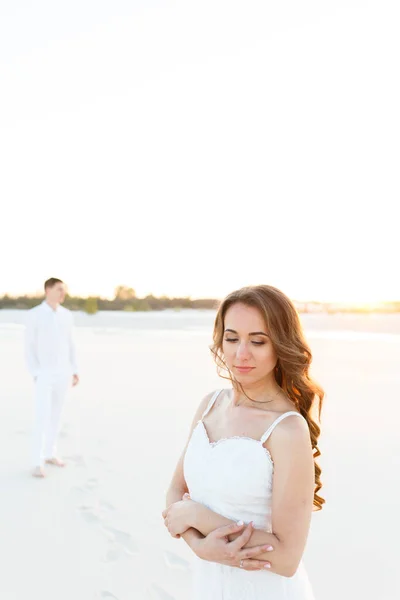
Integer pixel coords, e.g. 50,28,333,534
25,278,79,478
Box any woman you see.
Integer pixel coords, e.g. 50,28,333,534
163,285,324,599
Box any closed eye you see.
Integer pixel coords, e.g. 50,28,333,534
224,338,265,346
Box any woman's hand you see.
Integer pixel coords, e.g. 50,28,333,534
192,521,273,571
162,493,198,538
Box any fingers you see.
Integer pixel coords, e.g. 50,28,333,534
214,521,245,539
163,517,178,538
228,522,254,551
162,506,171,519
241,559,271,571
239,543,274,560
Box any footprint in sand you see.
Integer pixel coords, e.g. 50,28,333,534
102,525,138,555
64,454,86,467
77,505,136,561
99,500,115,511
76,490,135,563
163,551,190,570
78,498,114,513
103,545,124,563
150,584,176,600
84,477,99,490
72,478,98,495
78,505,103,526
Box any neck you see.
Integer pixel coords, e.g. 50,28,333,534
232,379,285,408
45,299,59,311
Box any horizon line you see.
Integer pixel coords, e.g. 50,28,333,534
0,291,399,306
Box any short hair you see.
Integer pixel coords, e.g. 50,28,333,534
44,277,64,290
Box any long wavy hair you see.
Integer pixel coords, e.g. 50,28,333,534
210,285,325,511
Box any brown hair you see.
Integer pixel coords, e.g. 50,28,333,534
210,285,325,511
44,278,64,290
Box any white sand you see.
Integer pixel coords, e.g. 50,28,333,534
0,310,399,600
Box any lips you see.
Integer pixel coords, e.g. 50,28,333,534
234,366,255,372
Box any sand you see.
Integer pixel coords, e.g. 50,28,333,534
0,309,399,599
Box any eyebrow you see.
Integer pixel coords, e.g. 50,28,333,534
224,328,269,337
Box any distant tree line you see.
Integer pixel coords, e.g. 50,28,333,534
0,286,220,314
1,286,399,314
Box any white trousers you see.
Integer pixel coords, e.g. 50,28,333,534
32,373,70,467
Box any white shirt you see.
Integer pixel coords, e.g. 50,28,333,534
25,301,78,377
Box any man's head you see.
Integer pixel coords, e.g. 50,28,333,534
44,278,66,305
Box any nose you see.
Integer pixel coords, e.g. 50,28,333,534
236,341,252,361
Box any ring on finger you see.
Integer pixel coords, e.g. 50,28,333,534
239,559,244,568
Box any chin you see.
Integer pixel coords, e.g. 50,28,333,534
233,373,257,383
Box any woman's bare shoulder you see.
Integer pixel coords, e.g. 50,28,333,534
268,413,312,455
191,389,222,423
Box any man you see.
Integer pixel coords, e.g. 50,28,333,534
25,278,79,477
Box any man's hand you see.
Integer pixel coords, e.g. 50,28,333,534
192,521,273,571
72,374,79,387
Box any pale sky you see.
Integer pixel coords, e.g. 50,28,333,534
1,1,399,303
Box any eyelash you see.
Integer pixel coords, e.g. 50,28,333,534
224,338,265,346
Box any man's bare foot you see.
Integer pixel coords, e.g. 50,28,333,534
45,457,66,467
32,466,45,478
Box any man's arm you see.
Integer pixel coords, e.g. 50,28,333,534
69,312,78,376
24,311,39,378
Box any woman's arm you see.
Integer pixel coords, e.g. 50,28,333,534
165,478,202,548
164,392,272,570
168,415,315,577
165,391,216,547
165,391,213,504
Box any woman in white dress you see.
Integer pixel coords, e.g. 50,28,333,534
163,285,324,599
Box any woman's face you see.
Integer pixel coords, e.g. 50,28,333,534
222,302,278,384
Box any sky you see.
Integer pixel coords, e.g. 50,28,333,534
1,1,399,303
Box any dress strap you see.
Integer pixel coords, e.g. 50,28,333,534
201,389,223,419
260,411,303,444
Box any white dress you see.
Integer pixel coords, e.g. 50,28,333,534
183,389,315,600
